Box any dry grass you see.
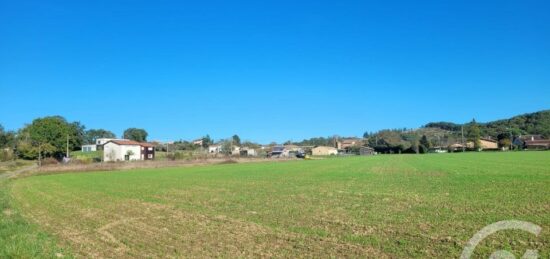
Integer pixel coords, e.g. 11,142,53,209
17,157,297,178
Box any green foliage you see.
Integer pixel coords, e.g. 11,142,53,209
18,116,84,159
465,119,481,150
123,128,148,142
419,135,431,153
232,134,241,146
424,110,550,139
293,136,335,147
201,135,213,148
84,129,116,144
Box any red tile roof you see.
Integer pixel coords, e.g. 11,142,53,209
108,140,155,147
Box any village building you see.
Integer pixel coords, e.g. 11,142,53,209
359,146,376,155
103,140,155,162
239,147,257,157
81,144,96,152
524,139,550,150
208,144,222,154
466,138,499,150
336,138,362,150
311,146,338,156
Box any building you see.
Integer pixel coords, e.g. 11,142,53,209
231,146,241,156
337,138,362,150
193,139,204,146
269,146,290,157
311,146,338,156
239,147,257,157
208,144,222,154
103,140,155,162
81,144,97,152
466,138,498,150
359,146,375,155
524,139,550,150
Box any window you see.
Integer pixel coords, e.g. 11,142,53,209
148,147,153,151
148,154,153,159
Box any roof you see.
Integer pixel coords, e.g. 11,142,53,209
106,140,155,147
480,138,497,143
525,139,550,145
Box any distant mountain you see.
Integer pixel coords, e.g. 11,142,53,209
424,110,550,138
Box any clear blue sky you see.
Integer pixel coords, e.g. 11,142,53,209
1,0,549,143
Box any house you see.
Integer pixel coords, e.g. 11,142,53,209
231,146,241,156
524,139,550,150
193,139,204,146
311,146,338,156
359,146,375,155
95,138,125,150
208,144,222,154
448,143,465,151
466,138,498,150
337,138,362,150
239,147,257,157
103,140,155,162
269,146,290,157
81,144,96,152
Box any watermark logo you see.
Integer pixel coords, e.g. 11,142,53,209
461,220,542,259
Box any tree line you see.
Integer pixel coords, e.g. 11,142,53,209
0,116,150,161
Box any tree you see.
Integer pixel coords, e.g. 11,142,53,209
220,139,233,155
419,135,431,153
201,135,213,148
466,119,481,150
85,129,116,144
232,134,241,146
20,116,85,160
123,128,148,142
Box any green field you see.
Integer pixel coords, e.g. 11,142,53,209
4,152,550,258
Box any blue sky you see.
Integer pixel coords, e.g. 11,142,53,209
1,0,549,143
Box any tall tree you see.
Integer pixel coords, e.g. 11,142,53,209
85,129,116,144
466,119,481,150
19,116,84,159
419,135,431,153
232,134,241,146
201,135,213,148
123,128,148,142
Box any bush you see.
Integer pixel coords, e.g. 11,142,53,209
0,149,14,162
41,157,59,165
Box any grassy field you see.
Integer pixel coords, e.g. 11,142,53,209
5,152,550,258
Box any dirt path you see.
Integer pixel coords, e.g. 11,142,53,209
0,164,38,179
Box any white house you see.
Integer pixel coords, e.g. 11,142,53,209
81,144,97,152
311,146,338,156
103,140,155,162
208,144,222,154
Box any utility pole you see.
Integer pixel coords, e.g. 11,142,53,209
38,144,41,166
66,134,70,158
461,125,465,152
509,128,513,151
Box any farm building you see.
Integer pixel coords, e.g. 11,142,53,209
466,138,498,150
81,144,96,152
103,140,155,162
269,146,291,157
239,147,257,157
524,139,550,150
337,138,362,150
312,146,338,156
208,144,222,154
360,146,375,155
